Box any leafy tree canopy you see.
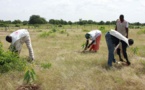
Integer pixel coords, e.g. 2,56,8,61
28,15,47,24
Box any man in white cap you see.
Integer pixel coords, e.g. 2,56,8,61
5,29,34,61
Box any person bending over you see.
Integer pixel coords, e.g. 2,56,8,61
5,29,34,61
105,29,134,67
83,30,102,52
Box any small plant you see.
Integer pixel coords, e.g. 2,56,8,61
131,47,139,55
81,43,86,49
17,67,39,90
23,68,36,84
41,63,51,69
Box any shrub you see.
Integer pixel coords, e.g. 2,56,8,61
51,28,57,32
0,42,26,73
15,24,20,27
99,26,105,31
59,29,66,34
58,24,62,27
99,26,107,33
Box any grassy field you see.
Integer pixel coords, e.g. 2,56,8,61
0,25,145,90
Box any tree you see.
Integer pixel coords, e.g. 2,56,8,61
28,15,47,24
110,21,116,25
23,20,28,25
98,21,105,25
68,21,72,25
106,21,111,25
12,20,22,24
49,19,55,24
88,20,93,24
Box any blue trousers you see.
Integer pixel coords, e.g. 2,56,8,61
105,32,116,66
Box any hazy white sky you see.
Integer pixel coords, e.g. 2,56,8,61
0,0,145,23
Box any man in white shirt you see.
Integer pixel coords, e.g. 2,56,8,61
83,30,102,52
5,29,34,61
105,29,134,67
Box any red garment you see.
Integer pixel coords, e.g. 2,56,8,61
89,34,101,51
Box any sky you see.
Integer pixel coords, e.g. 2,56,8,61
0,0,145,23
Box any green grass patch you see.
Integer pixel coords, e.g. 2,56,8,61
41,63,51,69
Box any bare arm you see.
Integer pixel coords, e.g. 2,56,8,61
122,41,130,65
83,39,89,51
88,40,95,48
115,25,117,31
126,27,128,38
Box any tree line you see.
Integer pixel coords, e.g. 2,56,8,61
0,15,145,27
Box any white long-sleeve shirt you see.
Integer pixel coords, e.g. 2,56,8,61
87,30,102,44
10,29,34,60
109,29,129,46
88,30,102,41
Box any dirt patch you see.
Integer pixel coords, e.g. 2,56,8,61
16,84,40,90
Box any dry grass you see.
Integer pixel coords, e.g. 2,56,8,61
0,27,145,90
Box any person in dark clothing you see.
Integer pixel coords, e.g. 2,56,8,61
105,29,134,67
115,14,129,62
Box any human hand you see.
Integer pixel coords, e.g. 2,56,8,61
87,45,90,48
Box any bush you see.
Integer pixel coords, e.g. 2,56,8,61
99,26,105,31
0,42,26,73
58,24,62,27
99,26,107,33
15,24,20,27
59,29,66,34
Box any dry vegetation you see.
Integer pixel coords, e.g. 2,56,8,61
0,25,145,90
